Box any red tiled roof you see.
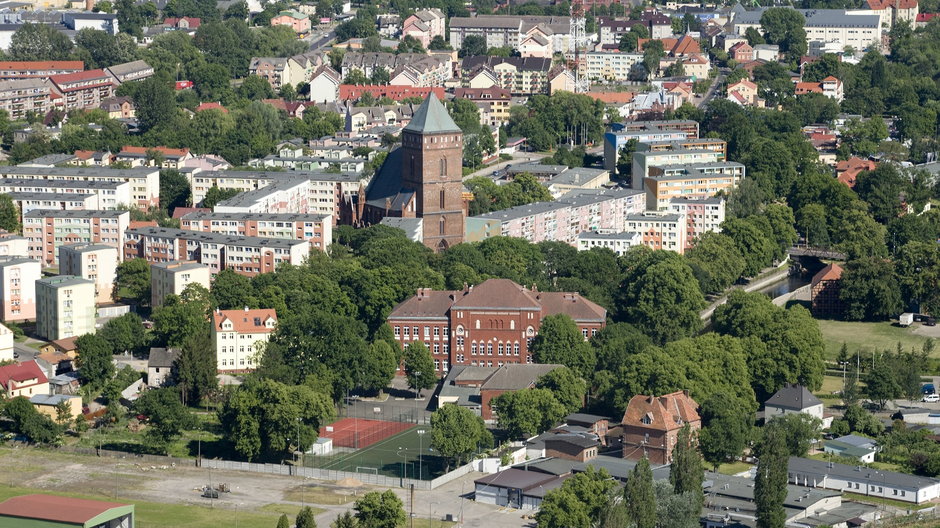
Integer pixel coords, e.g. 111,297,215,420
0,360,48,390
729,79,757,91
130,220,158,229
195,102,228,113
454,87,511,100
835,157,877,188
164,16,201,28
0,494,129,524
729,42,752,52
171,207,210,219
213,308,277,333
0,60,83,71
812,263,843,284
585,91,635,104
917,12,939,22
119,145,190,158
621,391,700,432
50,68,112,84
73,150,95,160
867,0,917,10
795,82,824,94
50,336,79,351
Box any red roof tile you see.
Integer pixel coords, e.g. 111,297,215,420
195,102,228,113
213,308,277,333
119,145,190,158
621,391,700,432
812,263,843,284
0,60,83,71
0,360,48,390
50,68,112,84
0,494,129,524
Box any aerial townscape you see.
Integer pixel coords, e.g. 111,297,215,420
1,0,940,526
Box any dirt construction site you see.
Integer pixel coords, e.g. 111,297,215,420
0,446,530,528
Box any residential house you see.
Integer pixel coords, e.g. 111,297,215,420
212,307,277,372
795,75,844,102
448,15,571,53
584,50,643,82
340,85,444,102
824,434,878,463
621,390,700,464
811,263,844,316
35,275,96,340
57,243,118,305
732,8,881,56
0,179,130,210
0,256,40,322
388,278,605,375
726,79,764,107
753,43,780,61
765,383,832,428
341,52,451,87
836,156,876,188
147,347,179,387
544,435,600,462
249,57,302,91
271,10,310,33
30,393,81,421
788,456,940,504
49,69,116,111
602,120,698,171
309,65,341,103
163,16,201,30
624,211,689,253
866,0,919,27
641,10,672,39
519,27,553,58
150,260,211,307
0,231,28,257
402,8,445,47
0,360,49,397
98,96,134,119
62,13,118,34
0,165,159,207
631,148,722,190
729,41,754,62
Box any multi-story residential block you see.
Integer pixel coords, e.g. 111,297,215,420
104,60,154,84
584,50,643,82
341,52,451,87
271,10,310,33
179,212,332,251
213,177,313,214
99,96,135,119
638,137,727,158
449,16,571,52
36,275,96,340
0,179,130,209
575,231,642,255
454,87,512,126
467,188,647,246
603,122,699,171
668,196,726,249
0,166,159,207
641,10,673,39
460,56,552,95
212,307,277,373
644,161,744,210
113,146,192,169
249,57,304,90
621,390,700,464
309,64,342,103
0,256,40,321
388,278,606,373
0,60,83,80
49,69,116,111
0,232,29,258
598,17,645,45
23,209,129,266
0,78,56,120
624,211,689,253
867,0,919,27
123,227,311,277
340,85,445,102
402,8,446,47
57,243,118,305
631,148,722,191
8,192,97,219
733,8,881,55
344,103,419,132
617,119,699,137
150,260,211,307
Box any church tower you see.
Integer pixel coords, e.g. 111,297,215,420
400,94,466,251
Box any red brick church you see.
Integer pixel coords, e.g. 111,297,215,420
353,93,470,251
387,278,607,374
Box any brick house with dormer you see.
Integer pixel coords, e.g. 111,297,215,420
621,391,700,464
388,278,607,375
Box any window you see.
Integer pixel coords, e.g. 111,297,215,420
394,326,401,337
487,343,493,355
581,328,588,338
424,326,430,337
440,190,445,208
433,327,440,337
471,342,477,354
456,336,464,347
404,326,410,337
440,158,446,177
433,344,440,354
413,326,419,336
439,216,445,235
513,342,520,355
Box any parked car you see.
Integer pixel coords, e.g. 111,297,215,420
923,393,939,403
923,384,935,394
900,313,915,326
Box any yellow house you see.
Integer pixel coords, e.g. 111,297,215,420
31,394,83,422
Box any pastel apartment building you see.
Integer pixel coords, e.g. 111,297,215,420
179,212,332,252
453,87,512,126
0,166,160,208
576,231,642,256
271,10,311,34
8,192,98,218
668,196,726,249
0,78,57,120
603,121,701,171
644,161,745,210
0,178,131,209
105,59,155,84
584,50,644,82
0,60,83,80
460,56,553,95
123,226,310,277
150,260,212,307
624,211,689,253
388,278,606,374
57,243,118,305
340,52,451,88
402,8,446,47
449,15,571,53
732,8,881,56
23,209,129,266
212,307,277,372
113,146,192,169
631,149,722,191
249,57,303,91
36,275,96,340
49,69,116,111
0,360,49,398
0,256,40,322
0,232,29,257
468,188,647,246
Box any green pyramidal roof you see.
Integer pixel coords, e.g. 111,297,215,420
403,93,462,135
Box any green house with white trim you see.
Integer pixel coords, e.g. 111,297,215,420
0,494,134,528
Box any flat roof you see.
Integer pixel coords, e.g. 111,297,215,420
8,191,94,201
37,275,94,288
180,212,331,222
2,165,157,178
151,260,210,272
126,227,308,249
24,209,128,218
0,178,126,190
789,457,940,490
60,243,116,253
577,231,642,241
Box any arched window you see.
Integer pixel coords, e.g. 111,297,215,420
513,342,519,355
471,342,477,355
440,216,445,235
487,343,493,355
440,158,446,177
510,320,515,330
440,190,445,208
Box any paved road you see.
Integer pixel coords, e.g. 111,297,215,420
462,152,550,181
696,68,727,108
308,29,336,52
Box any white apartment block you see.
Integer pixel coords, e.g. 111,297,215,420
212,307,277,373
0,256,40,322
668,197,726,250
576,231,642,256
8,192,98,218
631,149,722,191
57,243,118,305
150,261,211,307
732,8,881,56
0,166,159,208
449,16,571,54
624,211,689,254
0,178,130,209
0,233,29,257
35,275,96,340
179,212,333,252
585,51,643,82
23,209,129,267
213,177,312,215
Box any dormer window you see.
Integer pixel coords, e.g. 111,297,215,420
641,413,653,425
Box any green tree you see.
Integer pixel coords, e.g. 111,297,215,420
755,425,788,528
3,397,61,444
491,388,566,439
277,514,290,528
98,312,147,355
76,334,116,394
296,506,317,528
152,284,211,347
839,258,903,321
175,329,217,405
722,217,776,277
536,467,617,528
135,77,177,132
354,490,405,528
670,424,704,510
10,23,74,60
642,39,665,79
459,35,487,57
210,268,256,310
0,194,21,234
115,258,151,305
767,413,821,457
201,186,242,208
429,35,450,50
685,232,745,294
134,387,197,452
359,340,398,394
238,74,275,100
331,512,356,528
760,8,807,63
159,169,190,216
535,367,586,414
624,457,656,528
864,359,900,409
402,341,436,396
619,252,704,344
529,314,595,377
699,392,752,469
430,404,491,471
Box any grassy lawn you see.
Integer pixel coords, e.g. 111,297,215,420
842,491,933,511
74,414,229,460
817,319,933,360
25,341,45,350
716,461,753,475
0,486,320,528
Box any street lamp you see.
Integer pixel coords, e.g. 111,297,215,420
417,430,426,481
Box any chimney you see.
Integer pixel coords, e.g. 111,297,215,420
243,306,249,312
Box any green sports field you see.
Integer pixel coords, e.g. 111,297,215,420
305,426,449,480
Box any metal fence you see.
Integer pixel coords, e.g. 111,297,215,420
59,446,195,467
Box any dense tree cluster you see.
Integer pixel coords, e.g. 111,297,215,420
465,173,553,216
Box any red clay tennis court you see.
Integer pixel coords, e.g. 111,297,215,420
319,418,414,449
